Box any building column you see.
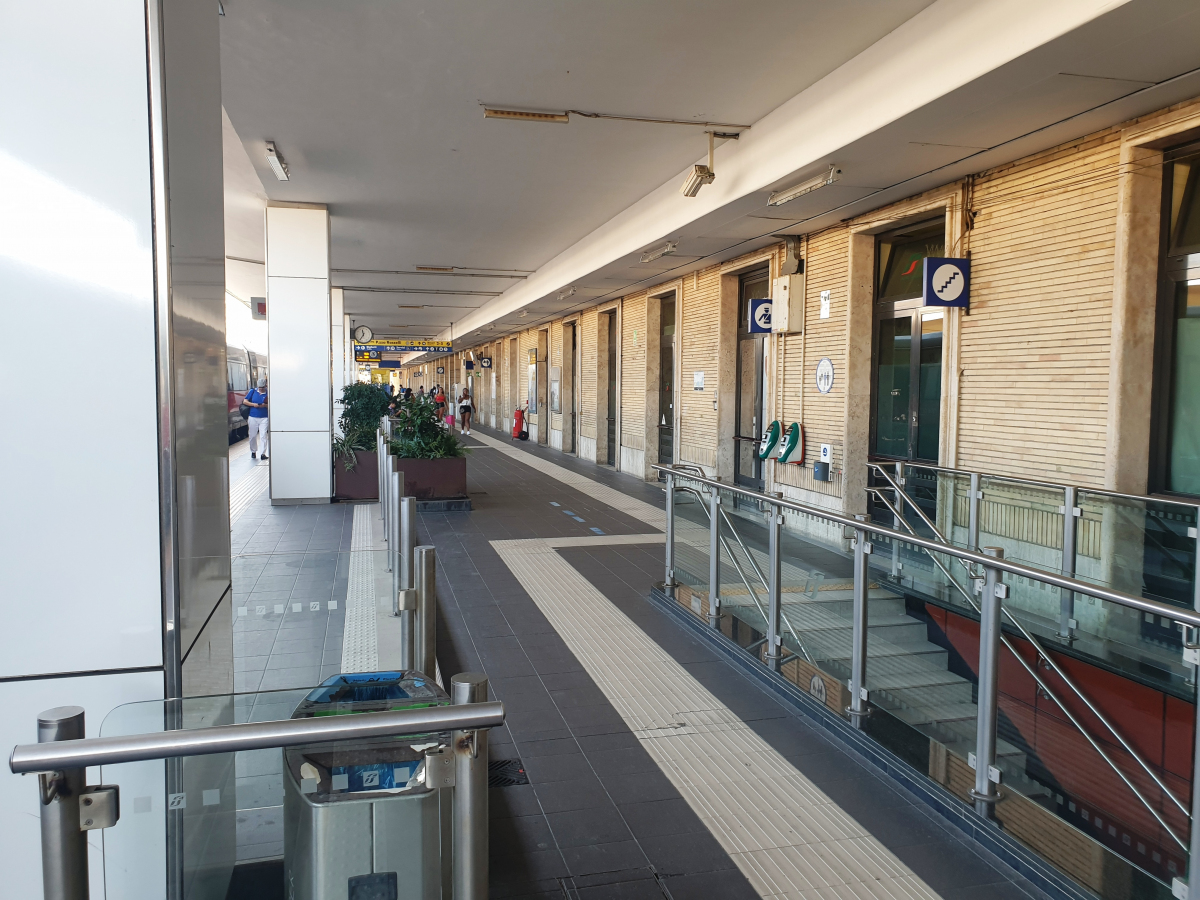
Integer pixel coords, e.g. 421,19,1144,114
331,287,345,435
266,203,332,504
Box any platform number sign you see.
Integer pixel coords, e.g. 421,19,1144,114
815,358,834,394
749,297,772,334
922,257,970,309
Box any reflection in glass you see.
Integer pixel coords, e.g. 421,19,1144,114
1168,281,1200,494
875,317,911,457
917,313,943,462
877,230,945,303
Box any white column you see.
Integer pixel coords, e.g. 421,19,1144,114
266,204,332,503
331,287,345,435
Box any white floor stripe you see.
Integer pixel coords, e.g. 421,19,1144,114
491,535,943,900
230,464,270,524
342,503,379,672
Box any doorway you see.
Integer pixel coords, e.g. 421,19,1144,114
562,322,577,453
658,295,676,466
606,312,618,466
871,222,945,463
734,269,770,488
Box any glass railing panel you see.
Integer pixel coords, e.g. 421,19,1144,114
99,675,456,899
669,478,713,623
715,487,771,649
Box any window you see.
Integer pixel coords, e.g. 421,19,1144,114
1153,142,1200,495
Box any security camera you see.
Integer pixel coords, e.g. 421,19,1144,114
680,164,715,198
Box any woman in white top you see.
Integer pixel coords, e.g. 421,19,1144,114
458,389,473,435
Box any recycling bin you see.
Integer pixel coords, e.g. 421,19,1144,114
282,671,453,900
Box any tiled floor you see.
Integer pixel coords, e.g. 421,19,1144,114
420,424,1048,900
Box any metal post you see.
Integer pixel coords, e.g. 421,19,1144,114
664,473,676,596
967,472,981,550
389,470,401,588
848,516,871,723
1187,689,1200,898
396,589,417,668
37,706,87,900
414,545,438,677
377,429,385,515
451,674,489,900
972,547,1005,817
400,496,416,591
708,486,720,628
765,503,783,670
891,462,905,581
1060,487,1078,641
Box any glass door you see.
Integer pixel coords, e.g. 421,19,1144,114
735,270,770,488
871,222,945,463
658,296,676,466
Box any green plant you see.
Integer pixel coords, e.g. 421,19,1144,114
334,382,391,471
388,394,467,460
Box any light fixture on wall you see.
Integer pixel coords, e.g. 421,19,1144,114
641,241,677,263
265,141,289,181
681,132,716,198
767,165,841,206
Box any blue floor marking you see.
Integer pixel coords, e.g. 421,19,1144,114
549,501,560,507
572,516,586,523
589,527,605,535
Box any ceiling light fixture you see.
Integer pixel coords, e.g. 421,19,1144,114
767,165,841,207
641,242,677,263
482,106,749,131
517,310,528,317
557,287,576,302
415,265,455,272
396,305,425,309
681,132,716,198
265,141,289,181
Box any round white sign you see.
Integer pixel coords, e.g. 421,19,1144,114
931,263,965,303
809,674,827,703
815,358,834,394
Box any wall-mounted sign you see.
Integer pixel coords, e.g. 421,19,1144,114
251,297,267,320
749,297,772,334
436,366,445,375
815,358,834,394
480,357,492,369
354,339,453,352
922,257,970,309
465,360,475,370
820,290,831,320
693,371,705,391
550,366,562,413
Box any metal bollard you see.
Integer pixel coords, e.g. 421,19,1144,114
400,496,416,592
389,470,401,586
972,547,1005,817
664,473,675,596
396,588,417,669
377,429,386,516
37,707,88,900
708,487,720,629
414,545,438,678
765,503,782,670
848,515,871,723
451,674,489,900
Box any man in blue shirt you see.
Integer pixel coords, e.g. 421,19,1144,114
245,376,269,461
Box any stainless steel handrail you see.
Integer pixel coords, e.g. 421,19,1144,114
9,702,506,773
653,464,1200,628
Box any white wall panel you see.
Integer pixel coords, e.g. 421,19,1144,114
270,431,332,500
0,0,163,676
0,670,164,900
268,275,331,432
265,206,328,278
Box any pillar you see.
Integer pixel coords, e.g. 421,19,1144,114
266,203,332,504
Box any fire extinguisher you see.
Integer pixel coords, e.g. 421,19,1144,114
511,405,528,441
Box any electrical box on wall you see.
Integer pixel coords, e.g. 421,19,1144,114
771,274,804,334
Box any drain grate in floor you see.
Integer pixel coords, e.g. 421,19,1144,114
488,758,529,787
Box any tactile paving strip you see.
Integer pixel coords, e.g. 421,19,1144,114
341,503,379,672
229,464,269,524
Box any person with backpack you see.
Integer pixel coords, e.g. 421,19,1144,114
244,375,269,460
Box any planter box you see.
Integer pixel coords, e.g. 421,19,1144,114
394,457,467,501
333,449,379,501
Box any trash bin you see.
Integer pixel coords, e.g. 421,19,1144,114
282,671,453,900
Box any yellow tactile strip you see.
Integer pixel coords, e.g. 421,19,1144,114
492,535,943,900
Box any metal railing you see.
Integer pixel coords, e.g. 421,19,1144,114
656,463,1200,896
11,690,504,900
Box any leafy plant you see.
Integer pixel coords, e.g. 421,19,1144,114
388,394,466,460
334,382,391,471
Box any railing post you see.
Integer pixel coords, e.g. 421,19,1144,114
389,470,401,588
972,546,1006,817
414,545,438,677
377,428,386,516
399,494,415,589
765,501,783,671
967,472,982,550
1060,487,1078,642
664,472,676,597
37,706,88,900
451,673,489,900
708,486,720,629
849,515,871,724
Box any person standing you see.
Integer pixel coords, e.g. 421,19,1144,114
245,375,269,460
458,388,473,435
434,386,447,427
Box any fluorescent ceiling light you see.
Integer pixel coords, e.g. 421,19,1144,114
641,242,677,263
396,305,425,309
484,108,569,123
557,287,576,301
768,165,841,206
416,265,455,272
265,141,289,181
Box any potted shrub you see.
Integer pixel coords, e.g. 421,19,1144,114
332,382,391,500
388,393,468,501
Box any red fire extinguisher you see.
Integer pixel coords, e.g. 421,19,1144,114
511,405,528,441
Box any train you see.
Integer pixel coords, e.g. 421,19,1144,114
227,345,268,443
